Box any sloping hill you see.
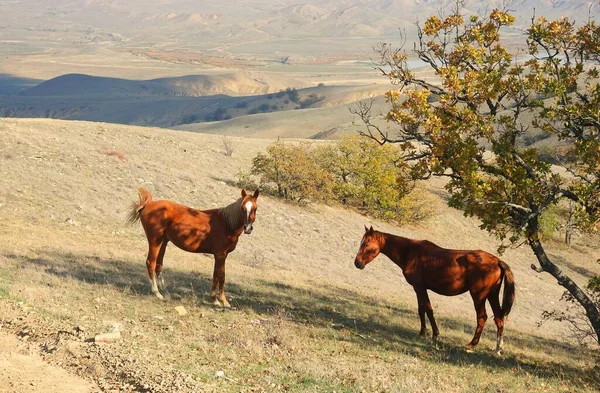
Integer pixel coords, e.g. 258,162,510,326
1,78,389,130
20,72,296,98
173,93,390,139
0,118,598,391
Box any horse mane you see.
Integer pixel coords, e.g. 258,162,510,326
219,197,243,232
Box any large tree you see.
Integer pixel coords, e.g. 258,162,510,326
354,2,600,343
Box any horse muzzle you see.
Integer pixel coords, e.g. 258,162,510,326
354,259,365,270
244,224,253,234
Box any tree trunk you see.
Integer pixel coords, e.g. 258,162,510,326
529,237,600,344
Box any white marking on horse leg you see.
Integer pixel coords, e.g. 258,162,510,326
495,336,504,355
151,276,163,300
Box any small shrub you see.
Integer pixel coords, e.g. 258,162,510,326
221,135,234,156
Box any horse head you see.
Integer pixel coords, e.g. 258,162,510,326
354,225,381,269
241,189,259,234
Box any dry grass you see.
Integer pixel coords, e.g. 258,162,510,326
0,118,599,392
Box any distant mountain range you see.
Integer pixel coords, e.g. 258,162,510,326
2,1,595,53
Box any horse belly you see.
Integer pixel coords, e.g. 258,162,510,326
429,284,468,297
425,271,468,296
167,225,208,253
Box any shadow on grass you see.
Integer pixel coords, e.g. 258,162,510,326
548,252,598,279
5,249,596,386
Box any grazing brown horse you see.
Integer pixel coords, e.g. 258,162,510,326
354,226,515,353
128,187,259,307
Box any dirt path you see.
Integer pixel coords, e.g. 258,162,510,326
0,330,98,393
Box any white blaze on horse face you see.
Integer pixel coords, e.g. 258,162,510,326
245,201,253,221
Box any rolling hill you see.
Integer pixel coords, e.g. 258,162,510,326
0,73,390,131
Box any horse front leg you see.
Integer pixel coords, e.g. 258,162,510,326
211,255,230,308
416,288,439,343
416,295,427,337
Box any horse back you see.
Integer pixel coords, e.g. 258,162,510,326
411,242,502,295
138,200,237,254
139,200,205,225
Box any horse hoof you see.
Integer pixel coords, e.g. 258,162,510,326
155,292,164,300
465,346,474,353
222,301,231,308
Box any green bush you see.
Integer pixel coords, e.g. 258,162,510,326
249,140,333,204
243,136,437,223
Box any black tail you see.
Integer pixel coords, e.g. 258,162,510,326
498,260,515,318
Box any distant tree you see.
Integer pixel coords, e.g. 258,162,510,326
181,113,198,124
205,107,229,121
354,3,600,343
299,93,325,109
285,87,300,103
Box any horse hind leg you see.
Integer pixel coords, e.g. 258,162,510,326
466,294,488,352
488,285,505,355
155,238,169,296
146,239,165,300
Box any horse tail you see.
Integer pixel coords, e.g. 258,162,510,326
127,186,152,225
498,259,515,318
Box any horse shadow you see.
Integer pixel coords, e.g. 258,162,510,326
6,249,594,386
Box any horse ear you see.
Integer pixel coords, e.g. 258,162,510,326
241,189,247,198
369,226,374,234
253,189,259,199
364,225,369,233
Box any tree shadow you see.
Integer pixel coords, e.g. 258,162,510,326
5,249,596,386
548,252,598,279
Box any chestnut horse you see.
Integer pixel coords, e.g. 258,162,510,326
354,226,515,353
128,187,259,307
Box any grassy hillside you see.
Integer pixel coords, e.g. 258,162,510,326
0,118,598,392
